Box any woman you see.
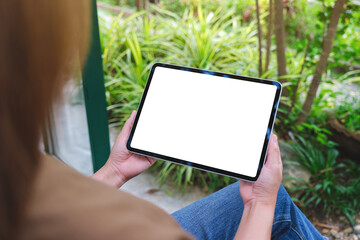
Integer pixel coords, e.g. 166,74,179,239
0,1,325,239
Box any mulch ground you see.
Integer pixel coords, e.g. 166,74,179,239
306,210,360,240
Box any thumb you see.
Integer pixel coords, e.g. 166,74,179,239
117,110,137,143
265,134,282,167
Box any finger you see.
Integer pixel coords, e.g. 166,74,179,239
265,134,282,167
148,157,156,165
124,110,137,131
144,156,157,165
118,110,137,140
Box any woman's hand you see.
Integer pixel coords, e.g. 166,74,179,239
92,111,156,188
234,134,283,239
239,133,283,206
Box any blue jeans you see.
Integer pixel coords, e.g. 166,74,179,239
172,182,326,240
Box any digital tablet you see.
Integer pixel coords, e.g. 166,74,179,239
127,63,282,181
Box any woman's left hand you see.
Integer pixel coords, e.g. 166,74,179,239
92,111,156,188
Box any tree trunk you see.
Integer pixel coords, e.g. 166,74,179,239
328,116,360,161
264,0,273,73
296,0,347,124
136,0,147,11
274,0,287,96
135,0,141,11
256,0,263,77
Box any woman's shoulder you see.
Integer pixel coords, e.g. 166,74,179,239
21,155,193,240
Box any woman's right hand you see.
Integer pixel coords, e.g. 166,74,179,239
234,134,283,239
239,133,283,207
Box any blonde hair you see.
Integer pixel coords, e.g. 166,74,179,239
0,1,90,239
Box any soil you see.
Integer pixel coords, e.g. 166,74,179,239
306,210,360,240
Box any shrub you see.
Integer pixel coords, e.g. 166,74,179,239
98,3,359,198
290,137,360,225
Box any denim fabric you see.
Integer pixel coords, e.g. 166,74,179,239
172,182,326,240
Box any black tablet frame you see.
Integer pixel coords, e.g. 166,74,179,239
127,63,282,182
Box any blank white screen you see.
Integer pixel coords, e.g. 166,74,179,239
131,66,277,178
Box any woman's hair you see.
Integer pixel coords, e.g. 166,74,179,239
0,1,90,239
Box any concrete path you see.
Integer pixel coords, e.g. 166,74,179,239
121,171,208,213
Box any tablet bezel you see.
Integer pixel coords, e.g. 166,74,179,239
126,63,282,181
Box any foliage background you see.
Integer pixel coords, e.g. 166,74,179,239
98,0,360,222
